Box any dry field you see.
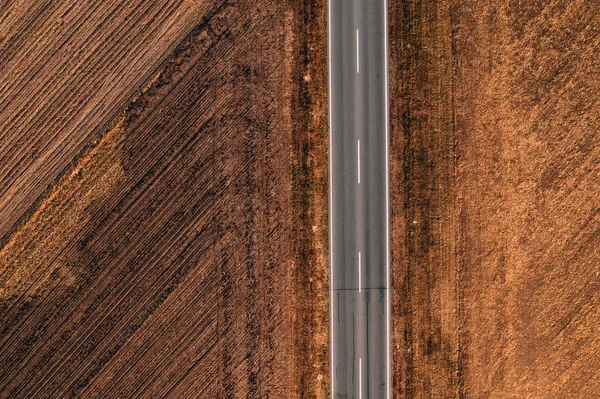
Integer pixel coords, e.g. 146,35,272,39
4,0,597,397
0,0,328,398
390,0,600,398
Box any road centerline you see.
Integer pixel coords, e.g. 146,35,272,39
357,139,361,184
359,357,363,399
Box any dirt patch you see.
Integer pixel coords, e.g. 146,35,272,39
0,121,125,301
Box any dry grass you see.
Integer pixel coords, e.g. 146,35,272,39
288,0,329,397
390,0,600,397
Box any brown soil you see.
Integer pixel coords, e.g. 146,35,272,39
0,1,328,398
0,0,204,246
390,0,600,398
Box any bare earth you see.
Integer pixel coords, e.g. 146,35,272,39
3,0,597,397
0,1,327,398
390,0,600,398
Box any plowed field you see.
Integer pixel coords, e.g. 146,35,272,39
0,1,328,398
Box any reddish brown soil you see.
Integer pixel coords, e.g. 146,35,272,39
390,0,600,398
0,1,328,398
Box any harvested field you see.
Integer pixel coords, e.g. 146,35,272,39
0,0,204,246
10,0,597,397
0,0,328,398
390,0,600,398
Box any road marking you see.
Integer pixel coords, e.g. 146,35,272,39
327,0,334,397
384,0,391,397
359,357,362,399
358,252,362,293
329,3,390,398
357,139,361,184
356,29,360,73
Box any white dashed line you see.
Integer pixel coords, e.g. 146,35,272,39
359,357,363,399
357,139,361,184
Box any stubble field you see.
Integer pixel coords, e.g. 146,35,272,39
390,0,600,398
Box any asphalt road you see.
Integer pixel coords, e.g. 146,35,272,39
328,0,390,398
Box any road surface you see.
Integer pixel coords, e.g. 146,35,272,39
328,0,390,398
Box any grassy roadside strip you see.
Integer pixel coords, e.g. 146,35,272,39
390,0,460,397
288,0,329,397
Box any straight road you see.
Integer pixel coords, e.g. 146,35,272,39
328,0,390,398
